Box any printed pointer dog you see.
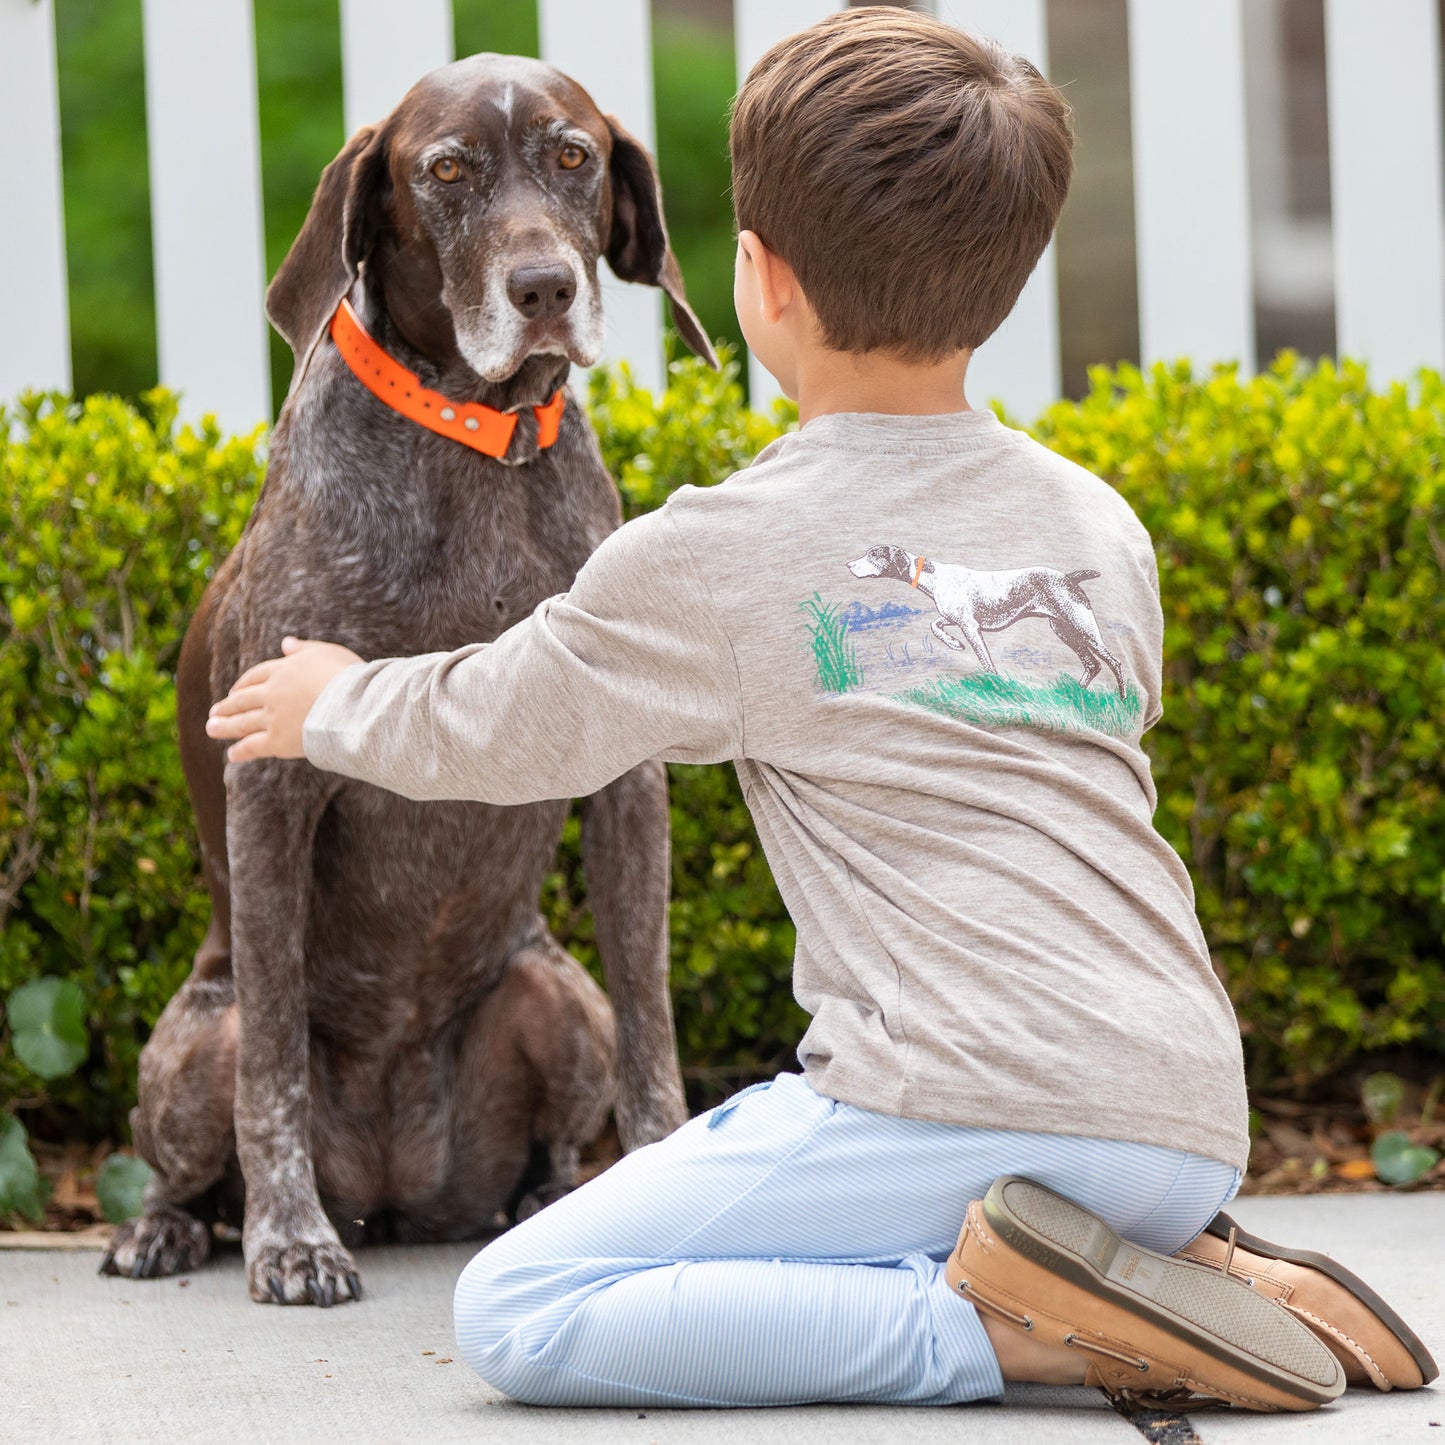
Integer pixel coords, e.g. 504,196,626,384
846,545,1126,696
100,54,716,1306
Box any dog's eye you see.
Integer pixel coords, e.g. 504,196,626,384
558,144,587,171
431,157,461,184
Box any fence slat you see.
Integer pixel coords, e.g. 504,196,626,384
339,0,454,135
1126,0,1254,372
1324,0,1445,380
17,0,1445,424
936,0,1060,421
538,0,663,395
142,0,271,430
0,0,71,399
733,0,846,410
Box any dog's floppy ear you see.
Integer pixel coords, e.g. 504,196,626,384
605,116,718,370
266,123,391,393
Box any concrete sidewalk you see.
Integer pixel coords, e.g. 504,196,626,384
3,1194,1441,1445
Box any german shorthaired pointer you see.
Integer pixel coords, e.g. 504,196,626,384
847,544,1127,696
101,53,716,1306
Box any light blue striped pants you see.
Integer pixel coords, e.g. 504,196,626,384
453,1071,1241,1408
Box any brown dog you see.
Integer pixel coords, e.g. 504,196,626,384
100,54,715,1305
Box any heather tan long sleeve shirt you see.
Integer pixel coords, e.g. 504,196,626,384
303,408,1250,1170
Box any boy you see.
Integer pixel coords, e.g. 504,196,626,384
208,8,1433,1411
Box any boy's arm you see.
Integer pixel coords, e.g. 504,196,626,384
299,505,743,805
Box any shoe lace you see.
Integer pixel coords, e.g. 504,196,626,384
1062,1332,1148,1371
1101,1383,1235,1414
1200,1222,1256,1289
953,1278,1035,1332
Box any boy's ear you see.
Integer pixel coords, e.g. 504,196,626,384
605,116,718,369
738,229,794,326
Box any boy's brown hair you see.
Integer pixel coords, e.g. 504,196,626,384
730,6,1073,359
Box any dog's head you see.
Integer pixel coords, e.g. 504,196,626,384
847,546,909,581
267,54,717,392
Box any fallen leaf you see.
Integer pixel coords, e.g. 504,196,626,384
1336,1158,1376,1181
1264,1120,1314,1156
51,1168,83,1212
1254,1095,1310,1117
1253,1159,1306,1193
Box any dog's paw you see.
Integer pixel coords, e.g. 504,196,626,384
245,1235,361,1307
100,1206,211,1279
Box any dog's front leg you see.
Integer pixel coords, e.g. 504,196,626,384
580,757,688,1150
226,758,358,1306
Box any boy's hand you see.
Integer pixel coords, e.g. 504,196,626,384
205,636,366,763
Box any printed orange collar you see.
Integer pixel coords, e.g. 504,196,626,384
328,298,565,461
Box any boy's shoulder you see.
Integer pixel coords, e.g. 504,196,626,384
660,414,1152,556
652,430,806,525
1008,430,1154,546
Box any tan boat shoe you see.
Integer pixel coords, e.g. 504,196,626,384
1175,1213,1438,1391
946,1176,1346,1412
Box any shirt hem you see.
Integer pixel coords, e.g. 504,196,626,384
803,1059,1250,1174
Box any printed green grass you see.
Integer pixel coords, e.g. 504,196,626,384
904,670,1143,736
801,593,863,693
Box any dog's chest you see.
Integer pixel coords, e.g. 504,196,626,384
377,493,567,635
285,452,604,653
305,788,566,1018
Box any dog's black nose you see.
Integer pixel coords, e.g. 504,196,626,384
506,263,577,320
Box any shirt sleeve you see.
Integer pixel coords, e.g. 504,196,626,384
300,503,743,804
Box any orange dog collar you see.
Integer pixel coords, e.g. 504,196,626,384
328,298,565,460
911,555,927,588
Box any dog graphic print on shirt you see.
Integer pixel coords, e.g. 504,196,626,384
801,544,1145,738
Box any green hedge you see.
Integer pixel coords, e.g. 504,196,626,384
1,391,262,1139
1032,356,1445,1084
4,352,1444,1144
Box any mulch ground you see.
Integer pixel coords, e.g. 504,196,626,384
1239,1090,1444,1194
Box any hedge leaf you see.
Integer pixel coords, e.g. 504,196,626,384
7,978,90,1080
0,1115,45,1222
95,1152,152,1222
1371,1130,1441,1187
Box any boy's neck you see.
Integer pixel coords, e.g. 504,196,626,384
793,344,974,427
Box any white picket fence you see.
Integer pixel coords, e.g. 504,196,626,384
3,0,1443,433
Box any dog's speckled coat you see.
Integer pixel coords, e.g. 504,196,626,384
101,53,716,1306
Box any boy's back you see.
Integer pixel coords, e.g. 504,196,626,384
651,407,1247,1168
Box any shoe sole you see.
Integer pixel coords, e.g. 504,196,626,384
1204,1211,1440,1386
981,1176,1345,1406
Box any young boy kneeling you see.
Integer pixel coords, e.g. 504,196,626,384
209,7,1435,1411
